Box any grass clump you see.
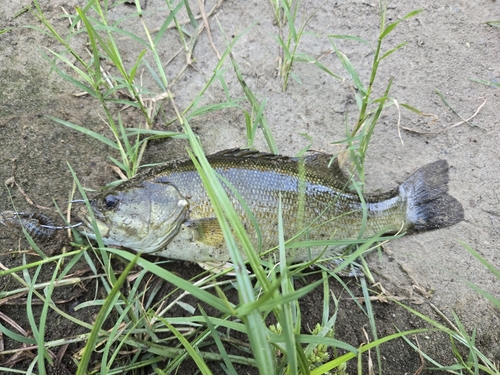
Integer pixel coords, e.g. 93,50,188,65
270,0,340,92
28,0,228,179
329,5,422,186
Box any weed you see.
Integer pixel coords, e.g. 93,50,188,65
329,5,422,186
271,0,339,91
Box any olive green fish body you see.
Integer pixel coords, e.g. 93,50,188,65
75,149,464,264
148,154,405,262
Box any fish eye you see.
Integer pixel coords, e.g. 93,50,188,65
104,195,120,209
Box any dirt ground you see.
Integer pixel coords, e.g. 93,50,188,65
1,0,500,374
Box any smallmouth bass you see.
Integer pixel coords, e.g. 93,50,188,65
75,149,464,264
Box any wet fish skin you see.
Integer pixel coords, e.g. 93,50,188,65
75,149,464,263
79,180,190,252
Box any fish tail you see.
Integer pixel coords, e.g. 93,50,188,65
400,160,464,232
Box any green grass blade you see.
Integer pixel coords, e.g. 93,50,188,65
76,253,139,375
463,282,500,310
166,315,247,333
451,311,479,374
242,279,322,315
399,102,425,114
310,328,429,374
0,367,34,374
182,0,199,28
329,41,366,96
125,128,187,138
0,249,85,279
85,24,149,48
161,318,213,375
49,116,119,150
129,49,147,81
460,241,500,280
76,7,102,85
470,78,500,88
275,34,293,61
321,273,331,326
189,100,242,119
0,323,37,345
294,53,341,80
293,334,358,353
44,48,94,87
281,0,298,42
358,79,392,160
109,156,128,174
247,99,267,148
105,248,234,314
229,53,278,153
379,9,422,39
40,50,97,96
379,41,408,61
360,276,381,374
200,307,238,375
277,195,298,374
25,264,50,374
328,34,371,48
153,0,185,46
67,163,108,270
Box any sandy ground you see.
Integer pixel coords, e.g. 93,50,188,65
1,0,499,373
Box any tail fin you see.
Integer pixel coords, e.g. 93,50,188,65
401,160,464,232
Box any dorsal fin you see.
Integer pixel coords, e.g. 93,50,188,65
210,148,352,188
211,148,288,161
302,152,351,186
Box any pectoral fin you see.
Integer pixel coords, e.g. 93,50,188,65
157,218,229,262
184,218,225,247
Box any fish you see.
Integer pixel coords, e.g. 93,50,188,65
74,149,464,265
0,211,56,243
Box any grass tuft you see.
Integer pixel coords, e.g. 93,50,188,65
329,6,422,186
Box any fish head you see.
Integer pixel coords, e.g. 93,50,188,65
75,181,189,253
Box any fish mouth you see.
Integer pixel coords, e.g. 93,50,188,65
72,202,109,239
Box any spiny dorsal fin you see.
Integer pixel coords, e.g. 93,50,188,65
302,152,351,187
210,148,351,186
211,148,287,160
